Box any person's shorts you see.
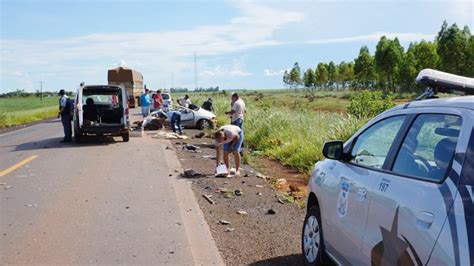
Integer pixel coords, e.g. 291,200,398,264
231,118,243,129
223,130,244,152
141,107,150,117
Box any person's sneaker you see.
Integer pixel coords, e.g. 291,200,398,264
60,138,72,143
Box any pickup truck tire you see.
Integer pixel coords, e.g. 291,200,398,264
122,132,130,142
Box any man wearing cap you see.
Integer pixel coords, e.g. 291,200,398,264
57,89,72,142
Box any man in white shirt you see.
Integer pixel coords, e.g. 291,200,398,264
179,95,191,108
214,125,243,176
225,93,245,128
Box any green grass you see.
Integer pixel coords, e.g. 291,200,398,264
0,97,58,128
171,90,370,173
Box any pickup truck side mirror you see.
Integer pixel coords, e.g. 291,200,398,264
322,141,345,160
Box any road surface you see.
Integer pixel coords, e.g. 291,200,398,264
0,111,223,265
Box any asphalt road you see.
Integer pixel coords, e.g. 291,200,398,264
0,110,223,265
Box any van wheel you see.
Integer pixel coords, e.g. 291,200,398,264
302,205,325,265
122,132,130,142
197,119,211,130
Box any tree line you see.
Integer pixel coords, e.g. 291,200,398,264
283,21,474,92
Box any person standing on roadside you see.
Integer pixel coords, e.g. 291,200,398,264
152,90,163,111
140,89,152,117
214,125,243,176
57,89,72,142
225,92,246,129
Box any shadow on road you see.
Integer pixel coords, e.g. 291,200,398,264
13,136,119,151
249,254,305,266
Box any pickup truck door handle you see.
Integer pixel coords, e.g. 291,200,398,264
416,211,434,230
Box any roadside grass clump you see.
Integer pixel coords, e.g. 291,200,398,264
245,107,364,173
347,90,395,118
2,106,58,128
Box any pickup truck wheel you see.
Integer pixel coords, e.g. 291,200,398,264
197,119,211,130
302,205,325,265
122,132,130,142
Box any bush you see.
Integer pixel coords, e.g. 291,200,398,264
347,90,395,118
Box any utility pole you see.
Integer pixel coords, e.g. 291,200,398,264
194,51,198,91
172,73,174,90
39,81,43,101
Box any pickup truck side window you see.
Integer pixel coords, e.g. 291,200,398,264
350,116,406,169
392,114,461,182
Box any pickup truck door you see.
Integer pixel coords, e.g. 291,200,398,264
361,113,464,265
320,115,406,265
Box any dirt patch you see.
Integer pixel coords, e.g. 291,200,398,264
168,129,307,265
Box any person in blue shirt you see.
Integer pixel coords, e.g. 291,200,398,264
140,89,152,117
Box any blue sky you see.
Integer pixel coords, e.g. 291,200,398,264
1,0,472,93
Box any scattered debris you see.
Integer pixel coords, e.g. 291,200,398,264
194,132,205,138
236,210,247,215
215,164,228,177
182,169,205,178
225,227,235,232
203,194,216,204
234,189,242,196
256,192,263,196
130,128,144,137
267,209,276,215
289,184,301,192
276,179,287,186
255,185,264,188
256,173,268,179
125,206,130,209
244,173,249,177
202,155,216,160
184,144,199,151
4,186,13,190
176,222,182,226
169,174,173,177
25,204,38,207
278,199,285,204
219,220,231,225
0,183,6,186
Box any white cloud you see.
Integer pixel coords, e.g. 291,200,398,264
1,2,301,91
264,69,288,76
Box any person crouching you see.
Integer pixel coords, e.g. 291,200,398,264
214,125,243,176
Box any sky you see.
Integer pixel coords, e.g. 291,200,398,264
1,0,473,93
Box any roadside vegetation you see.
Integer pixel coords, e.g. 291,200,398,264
0,97,58,128
178,89,397,173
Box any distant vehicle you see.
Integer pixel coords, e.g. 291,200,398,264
73,85,130,143
107,66,144,108
302,69,474,265
153,105,216,130
161,92,173,111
